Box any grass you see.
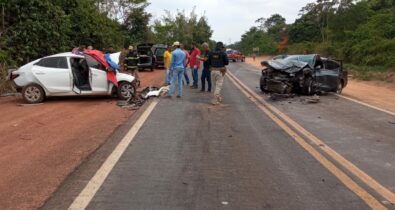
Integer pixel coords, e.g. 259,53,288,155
345,64,395,83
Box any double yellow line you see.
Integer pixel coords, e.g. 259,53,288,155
226,71,394,210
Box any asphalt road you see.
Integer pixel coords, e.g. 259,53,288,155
42,63,395,210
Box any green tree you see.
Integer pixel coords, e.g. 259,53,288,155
152,9,213,48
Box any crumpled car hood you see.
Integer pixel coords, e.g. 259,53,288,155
264,59,311,74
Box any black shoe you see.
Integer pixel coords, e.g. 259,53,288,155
200,89,205,92
176,95,181,98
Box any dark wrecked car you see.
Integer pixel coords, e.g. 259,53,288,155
260,54,348,95
137,43,155,71
153,44,167,68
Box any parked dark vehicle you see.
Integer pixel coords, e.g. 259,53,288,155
260,54,348,95
153,44,167,68
137,43,155,71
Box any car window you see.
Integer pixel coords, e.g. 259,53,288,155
325,60,340,70
155,48,166,56
85,56,105,70
36,57,68,69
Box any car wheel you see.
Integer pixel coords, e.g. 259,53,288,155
336,80,344,94
117,82,136,100
22,84,45,104
303,77,314,95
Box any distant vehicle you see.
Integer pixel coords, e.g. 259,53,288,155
8,52,136,104
260,54,348,95
153,44,167,68
226,49,245,62
137,43,155,71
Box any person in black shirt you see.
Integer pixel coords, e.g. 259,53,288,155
198,42,212,92
207,42,229,105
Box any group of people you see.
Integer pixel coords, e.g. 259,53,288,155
164,41,229,105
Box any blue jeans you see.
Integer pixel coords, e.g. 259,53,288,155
201,67,212,91
192,67,198,87
165,68,171,84
169,68,185,96
184,68,190,85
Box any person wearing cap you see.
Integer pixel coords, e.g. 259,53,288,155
207,41,229,105
125,45,140,86
189,42,201,89
163,45,172,85
168,41,186,98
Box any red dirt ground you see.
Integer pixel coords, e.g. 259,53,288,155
0,69,165,210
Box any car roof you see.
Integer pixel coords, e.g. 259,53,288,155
46,52,84,58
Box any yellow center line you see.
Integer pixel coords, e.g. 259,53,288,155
226,71,388,210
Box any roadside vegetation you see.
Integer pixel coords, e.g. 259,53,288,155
233,0,395,81
0,0,213,94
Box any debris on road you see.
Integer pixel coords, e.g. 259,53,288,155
140,86,170,99
269,93,295,101
117,85,170,110
388,120,395,124
301,95,320,104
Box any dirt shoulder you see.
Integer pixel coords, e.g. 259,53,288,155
0,69,165,210
245,57,395,113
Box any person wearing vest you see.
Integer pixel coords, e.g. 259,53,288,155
208,42,229,105
125,46,140,86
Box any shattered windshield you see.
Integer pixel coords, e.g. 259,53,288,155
283,55,315,67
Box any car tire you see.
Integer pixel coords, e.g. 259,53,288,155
22,84,45,104
303,77,314,95
336,80,344,94
117,82,136,100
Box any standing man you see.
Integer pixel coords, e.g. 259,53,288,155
180,44,190,86
168,41,186,98
189,42,201,89
198,42,212,92
163,45,172,85
208,42,229,105
125,46,140,86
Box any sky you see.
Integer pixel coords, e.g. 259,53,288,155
146,0,314,44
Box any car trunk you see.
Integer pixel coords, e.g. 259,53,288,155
139,55,152,65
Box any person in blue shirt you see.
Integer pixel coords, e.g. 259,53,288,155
168,41,186,98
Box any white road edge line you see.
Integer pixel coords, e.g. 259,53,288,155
68,100,159,210
335,94,395,117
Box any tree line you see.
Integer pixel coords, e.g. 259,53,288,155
234,0,395,69
0,0,213,66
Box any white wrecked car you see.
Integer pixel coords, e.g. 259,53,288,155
8,52,135,104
